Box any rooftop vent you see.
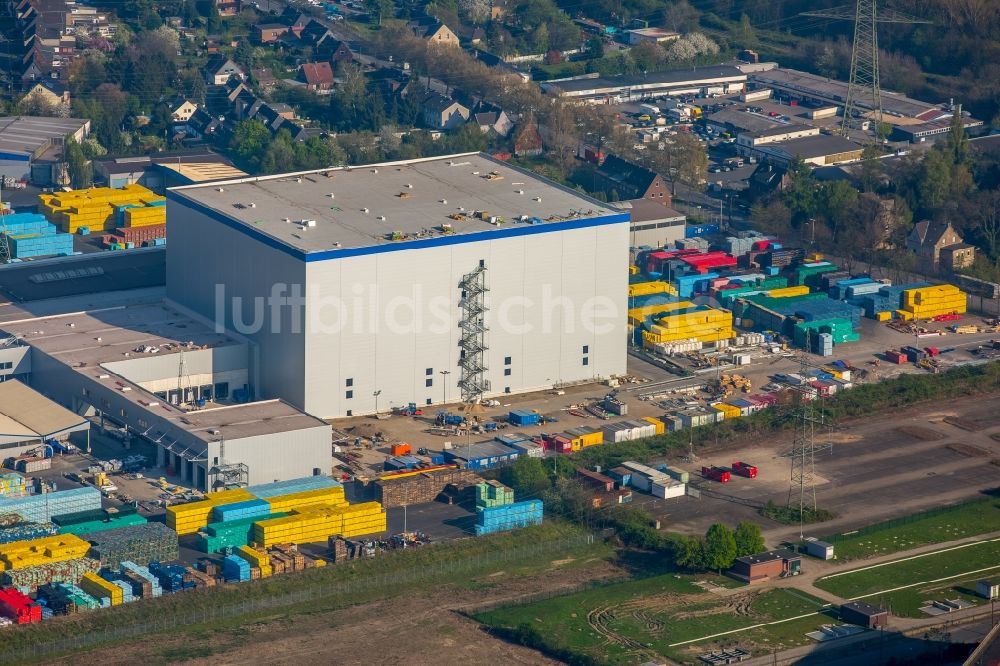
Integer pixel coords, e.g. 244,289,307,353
216,187,224,193
371,168,378,174
406,183,413,189
362,207,369,214
328,193,335,198
304,219,317,227
249,202,256,208
516,189,524,195
440,199,447,204
377,215,386,221
534,197,542,202
295,177,302,183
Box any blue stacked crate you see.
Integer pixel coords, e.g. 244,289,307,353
111,579,134,603
37,599,53,620
120,561,163,597
246,476,342,499
8,231,74,259
222,554,251,582
0,487,102,523
211,499,270,523
474,499,544,536
862,282,932,318
793,300,862,326
0,522,58,544
148,562,193,592
0,213,56,235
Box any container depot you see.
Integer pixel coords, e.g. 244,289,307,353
84,523,179,568
39,184,166,233
0,487,101,524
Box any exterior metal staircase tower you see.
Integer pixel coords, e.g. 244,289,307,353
458,263,490,403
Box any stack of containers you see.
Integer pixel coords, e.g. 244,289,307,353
195,512,291,553
165,488,255,535
641,306,734,347
79,571,124,606
474,500,543,536
53,505,147,536
148,562,194,592
475,481,514,508
222,555,251,582
0,473,26,498
247,476,343,498
39,583,100,612
0,522,58,544
84,523,179,568
120,561,163,597
817,332,834,357
252,502,386,546
0,588,40,624
793,262,839,287
38,184,165,233
898,285,967,319
263,485,347,512
211,498,271,523
111,579,135,603
0,534,91,571
0,487,101,524
2,557,100,591
236,545,272,578
7,232,74,259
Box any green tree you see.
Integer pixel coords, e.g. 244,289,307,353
230,119,272,169
585,36,605,60
737,13,757,48
670,534,704,569
917,149,953,211
702,523,737,573
498,457,550,498
330,64,368,131
858,145,884,193
733,521,766,557
64,138,92,188
947,106,969,166
783,158,817,223
818,180,859,242
364,0,393,25
447,122,489,153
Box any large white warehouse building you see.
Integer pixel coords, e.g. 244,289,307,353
166,153,630,418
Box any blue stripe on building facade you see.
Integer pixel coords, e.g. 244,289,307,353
167,190,630,263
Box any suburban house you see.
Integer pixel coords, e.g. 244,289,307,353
407,18,460,48
278,7,311,36
470,102,513,137
252,67,279,92
24,80,70,109
186,107,222,139
298,62,335,92
594,155,670,201
907,220,976,270
203,54,245,85
422,93,469,130
513,118,543,157
325,39,354,66
254,23,289,44
168,97,198,123
214,0,240,17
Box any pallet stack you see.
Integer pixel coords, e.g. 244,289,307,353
83,523,179,568
0,487,102,524
79,572,124,606
165,488,255,535
236,545,272,578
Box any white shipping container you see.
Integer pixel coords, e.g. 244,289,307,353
651,480,686,499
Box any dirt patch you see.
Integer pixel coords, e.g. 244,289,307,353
944,416,983,432
47,558,623,666
672,592,759,621
948,443,992,458
896,426,945,441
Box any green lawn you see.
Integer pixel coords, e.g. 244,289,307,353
821,499,1000,561
816,538,1000,600
860,577,986,618
477,576,829,665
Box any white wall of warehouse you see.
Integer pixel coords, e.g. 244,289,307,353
167,198,629,419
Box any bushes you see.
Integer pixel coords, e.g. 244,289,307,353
761,500,836,525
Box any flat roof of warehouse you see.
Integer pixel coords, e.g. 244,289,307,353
0,299,327,442
0,116,90,157
748,68,940,119
766,134,863,159
0,301,235,367
168,153,624,256
0,379,89,440
546,65,746,93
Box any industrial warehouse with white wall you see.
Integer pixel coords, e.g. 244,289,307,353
165,153,630,418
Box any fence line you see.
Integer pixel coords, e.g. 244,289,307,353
822,498,995,543
0,533,595,665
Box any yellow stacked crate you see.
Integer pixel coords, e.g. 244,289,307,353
629,265,640,275
0,534,91,571
766,285,811,298
711,403,741,420
642,416,665,435
123,205,166,228
628,300,695,325
628,281,679,298
166,488,255,535
338,502,386,538
899,285,967,319
236,545,272,577
642,307,734,347
38,184,164,233
264,486,348,513
80,572,124,605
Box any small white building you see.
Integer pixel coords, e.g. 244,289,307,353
977,580,999,600
627,28,680,45
804,537,835,560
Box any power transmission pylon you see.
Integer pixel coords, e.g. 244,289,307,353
802,1,930,139
783,387,832,541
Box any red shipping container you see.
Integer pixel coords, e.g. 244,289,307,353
0,588,41,624
732,461,758,478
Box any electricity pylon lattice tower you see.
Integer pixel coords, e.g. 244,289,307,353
802,1,930,139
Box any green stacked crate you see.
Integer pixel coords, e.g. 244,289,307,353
475,481,514,509
194,512,290,552
792,318,857,346
57,514,147,536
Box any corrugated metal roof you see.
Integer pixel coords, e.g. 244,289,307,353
0,379,88,439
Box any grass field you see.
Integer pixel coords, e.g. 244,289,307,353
477,574,830,664
815,538,1000,602
821,499,1000,561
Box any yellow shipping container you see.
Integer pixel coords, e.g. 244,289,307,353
642,416,665,435
628,300,695,321
0,534,91,571
167,488,256,535
629,265,640,275
265,487,348,513
711,403,740,420
80,572,124,605
766,285,811,298
236,546,272,577
875,311,892,322
628,281,678,298
895,310,914,321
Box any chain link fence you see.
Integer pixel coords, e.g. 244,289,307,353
1,533,595,665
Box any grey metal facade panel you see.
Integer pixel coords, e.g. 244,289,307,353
213,426,331,486
166,198,308,408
